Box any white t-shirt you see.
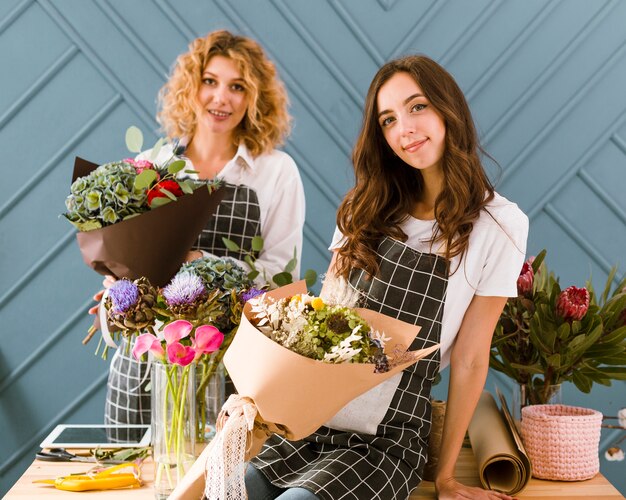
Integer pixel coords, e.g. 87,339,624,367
331,192,529,369
139,143,306,281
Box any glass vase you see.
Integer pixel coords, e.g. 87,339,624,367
195,357,226,444
512,382,562,426
151,362,196,499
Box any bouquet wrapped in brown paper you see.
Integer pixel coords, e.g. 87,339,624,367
66,156,224,288
171,280,440,499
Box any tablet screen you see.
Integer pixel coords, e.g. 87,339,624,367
40,424,151,448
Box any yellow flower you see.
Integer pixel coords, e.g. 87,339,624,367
311,297,325,311
290,295,303,304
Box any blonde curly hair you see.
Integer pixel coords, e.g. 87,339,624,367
157,30,291,157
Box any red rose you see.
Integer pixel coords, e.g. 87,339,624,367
147,180,184,206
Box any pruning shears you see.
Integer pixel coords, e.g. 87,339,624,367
33,462,142,491
35,448,124,464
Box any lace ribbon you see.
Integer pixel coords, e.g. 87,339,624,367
203,394,263,500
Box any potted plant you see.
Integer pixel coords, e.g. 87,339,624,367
489,250,626,416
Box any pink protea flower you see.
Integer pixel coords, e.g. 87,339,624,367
555,286,590,321
124,158,154,174
517,261,534,296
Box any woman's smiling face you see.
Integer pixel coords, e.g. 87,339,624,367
377,71,446,172
196,55,249,136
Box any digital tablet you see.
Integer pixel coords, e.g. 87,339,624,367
40,424,151,449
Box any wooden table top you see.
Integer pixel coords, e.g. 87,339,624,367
5,447,624,499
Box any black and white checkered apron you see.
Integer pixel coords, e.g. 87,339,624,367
104,184,261,425
251,237,448,500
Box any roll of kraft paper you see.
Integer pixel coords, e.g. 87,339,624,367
467,390,531,496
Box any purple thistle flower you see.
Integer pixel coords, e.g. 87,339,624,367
241,287,265,303
163,271,206,306
109,279,139,313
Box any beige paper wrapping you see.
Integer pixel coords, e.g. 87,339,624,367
467,391,531,496
224,281,440,442
170,281,440,499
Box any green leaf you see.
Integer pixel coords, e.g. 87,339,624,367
159,188,178,201
244,254,257,271
134,169,158,189
247,270,260,281
284,257,297,274
572,370,593,393
599,325,626,345
272,272,293,287
509,362,544,375
150,197,172,208
149,137,164,161
557,322,571,341
251,236,264,252
594,355,626,365
531,249,547,274
167,159,186,174
304,269,318,287
546,353,561,369
179,180,194,195
125,126,143,153
600,266,619,305
221,237,240,252
593,367,626,380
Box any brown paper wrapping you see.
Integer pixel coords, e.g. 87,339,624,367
71,157,225,287
224,281,440,450
467,390,531,496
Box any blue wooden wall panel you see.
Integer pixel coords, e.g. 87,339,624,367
1,0,625,495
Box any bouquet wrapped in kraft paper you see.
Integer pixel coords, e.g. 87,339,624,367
70,157,225,288
170,281,440,500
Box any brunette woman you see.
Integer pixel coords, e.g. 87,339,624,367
246,55,527,500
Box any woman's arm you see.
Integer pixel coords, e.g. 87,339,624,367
435,294,515,500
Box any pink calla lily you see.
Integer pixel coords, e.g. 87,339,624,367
163,319,193,344
167,341,196,366
132,333,165,361
192,325,224,359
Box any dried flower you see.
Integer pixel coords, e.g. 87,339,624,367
517,261,534,297
605,447,625,461
555,286,590,321
249,293,389,370
619,408,626,429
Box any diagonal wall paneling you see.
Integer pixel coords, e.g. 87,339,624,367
1,0,625,495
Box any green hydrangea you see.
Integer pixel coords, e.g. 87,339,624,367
63,161,149,231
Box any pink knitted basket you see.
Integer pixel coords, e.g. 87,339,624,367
521,404,602,481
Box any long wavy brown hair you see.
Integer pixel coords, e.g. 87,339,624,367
157,30,291,156
335,55,495,278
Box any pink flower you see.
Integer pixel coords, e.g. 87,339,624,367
517,262,534,296
192,325,224,359
124,158,154,174
167,341,196,366
132,333,165,361
555,286,590,321
163,319,193,344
